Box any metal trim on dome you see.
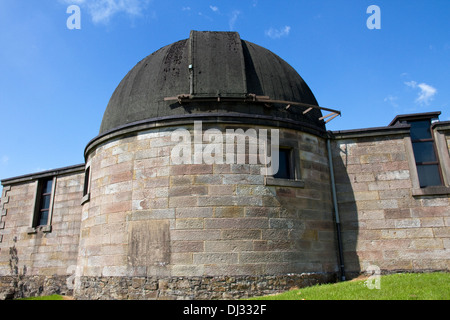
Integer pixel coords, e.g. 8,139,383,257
189,31,247,97
164,93,341,123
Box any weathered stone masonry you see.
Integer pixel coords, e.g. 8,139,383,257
75,274,335,300
2,118,448,299
0,165,84,298
0,31,449,299
73,123,338,299
331,121,450,277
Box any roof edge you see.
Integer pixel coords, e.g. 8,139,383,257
389,111,441,126
1,163,85,186
86,113,328,160
331,124,410,139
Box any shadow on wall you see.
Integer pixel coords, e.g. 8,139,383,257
331,141,361,279
261,136,361,280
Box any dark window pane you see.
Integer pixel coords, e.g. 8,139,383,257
83,167,90,196
409,120,432,140
417,165,442,187
412,142,437,163
34,179,54,228
39,210,49,226
274,149,291,179
43,179,53,194
41,195,51,210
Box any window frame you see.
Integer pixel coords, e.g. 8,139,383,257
28,176,56,233
83,166,90,197
265,140,304,188
432,122,450,187
408,119,444,188
391,112,450,196
273,147,295,180
37,179,53,226
81,164,91,205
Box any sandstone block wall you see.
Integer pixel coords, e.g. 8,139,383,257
2,119,448,299
332,132,450,276
76,123,337,298
75,273,336,300
0,169,84,278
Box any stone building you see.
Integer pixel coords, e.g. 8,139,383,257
0,31,449,300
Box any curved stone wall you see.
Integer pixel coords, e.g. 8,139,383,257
75,122,337,299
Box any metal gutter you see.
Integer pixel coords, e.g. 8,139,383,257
327,137,346,281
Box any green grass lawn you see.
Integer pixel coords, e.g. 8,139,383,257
251,272,450,300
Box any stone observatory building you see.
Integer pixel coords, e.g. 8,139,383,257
1,31,449,300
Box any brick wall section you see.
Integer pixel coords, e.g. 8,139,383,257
0,171,84,278
76,123,337,296
332,133,450,275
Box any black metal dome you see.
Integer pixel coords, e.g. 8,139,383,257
99,31,327,134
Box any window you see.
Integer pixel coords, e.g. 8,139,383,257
408,120,443,188
31,177,55,230
81,165,91,205
265,144,304,188
274,148,293,179
37,179,52,226
83,166,90,197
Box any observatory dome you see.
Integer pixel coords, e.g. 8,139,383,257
99,31,324,134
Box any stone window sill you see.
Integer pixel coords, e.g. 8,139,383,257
81,193,90,205
27,225,52,234
264,177,305,188
412,186,450,197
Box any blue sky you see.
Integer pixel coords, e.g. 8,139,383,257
1,0,449,179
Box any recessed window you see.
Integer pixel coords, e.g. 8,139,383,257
416,165,442,188
412,141,437,163
409,120,432,140
83,166,90,197
32,178,55,229
274,148,293,180
265,143,304,188
81,165,91,205
408,119,443,188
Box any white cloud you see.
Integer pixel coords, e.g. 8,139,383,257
182,6,191,11
60,0,151,24
405,81,437,105
404,80,417,88
265,26,291,39
384,95,399,108
229,10,241,31
1,156,9,165
416,83,437,105
209,5,219,13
